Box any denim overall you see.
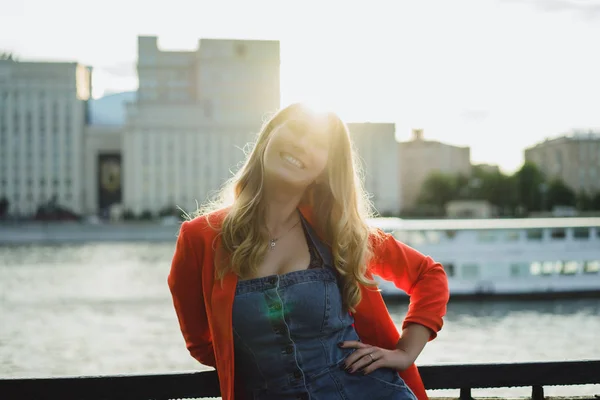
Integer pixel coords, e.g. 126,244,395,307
232,215,417,400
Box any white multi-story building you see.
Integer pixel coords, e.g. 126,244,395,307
0,60,91,216
348,123,401,216
122,36,280,215
524,130,600,195
0,36,403,219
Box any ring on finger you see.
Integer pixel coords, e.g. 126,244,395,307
367,353,375,363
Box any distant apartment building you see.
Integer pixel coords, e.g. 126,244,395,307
474,163,501,174
122,36,281,215
524,130,600,194
398,129,471,210
0,60,91,216
347,123,400,215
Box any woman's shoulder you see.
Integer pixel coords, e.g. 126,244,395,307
182,206,230,237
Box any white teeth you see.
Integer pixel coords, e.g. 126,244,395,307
282,153,304,169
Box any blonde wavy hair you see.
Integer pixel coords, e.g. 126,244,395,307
196,103,380,312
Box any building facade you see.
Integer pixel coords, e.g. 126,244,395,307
347,122,400,215
83,125,123,217
2,36,403,219
524,131,600,194
122,36,281,215
398,129,471,210
0,60,91,216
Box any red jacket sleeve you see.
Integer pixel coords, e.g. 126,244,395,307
167,220,216,367
369,231,449,339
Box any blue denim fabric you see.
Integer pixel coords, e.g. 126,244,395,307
232,216,417,400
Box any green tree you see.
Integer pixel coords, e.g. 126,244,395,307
469,166,518,214
416,172,458,209
575,190,593,211
592,192,600,211
514,162,546,212
546,179,576,209
0,197,9,217
0,52,16,60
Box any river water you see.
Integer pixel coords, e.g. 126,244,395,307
1,242,599,398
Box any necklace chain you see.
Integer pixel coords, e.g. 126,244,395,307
269,217,301,250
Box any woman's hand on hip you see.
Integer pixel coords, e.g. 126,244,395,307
339,341,414,375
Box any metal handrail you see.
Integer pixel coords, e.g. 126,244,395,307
1,360,599,400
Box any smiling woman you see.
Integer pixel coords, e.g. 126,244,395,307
263,109,334,190
167,102,449,400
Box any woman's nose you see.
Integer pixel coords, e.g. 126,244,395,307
294,132,311,150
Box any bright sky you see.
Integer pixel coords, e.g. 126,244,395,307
1,0,599,173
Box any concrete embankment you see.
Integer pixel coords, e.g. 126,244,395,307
0,222,181,244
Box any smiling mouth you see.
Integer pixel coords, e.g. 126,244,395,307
281,152,305,169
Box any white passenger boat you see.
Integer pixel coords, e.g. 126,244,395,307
367,217,600,298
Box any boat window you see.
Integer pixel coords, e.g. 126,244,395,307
561,261,580,275
510,263,529,277
477,231,497,242
596,227,600,238
542,261,561,275
392,230,409,242
461,263,480,279
407,231,426,246
425,231,442,244
551,228,566,239
583,261,600,274
526,229,543,240
504,230,520,241
442,262,455,277
572,227,590,239
530,261,542,275
444,230,457,239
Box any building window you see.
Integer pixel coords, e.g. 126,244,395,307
527,229,543,240
510,263,529,277
461,264,480,279
478,231,497,242
583,261,600,274
444,230,457,239
442,262,455,277
543,261,561,275
573,227,590,239
555,150,563,173
561,261,580,275
504,230,520,241
530,261,542,275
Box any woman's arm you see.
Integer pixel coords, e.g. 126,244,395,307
370,231,450,340
341,232,449,374
167,220,216,367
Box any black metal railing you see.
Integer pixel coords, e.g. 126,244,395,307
1,360,599,400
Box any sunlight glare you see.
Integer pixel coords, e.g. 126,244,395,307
281,97,342,118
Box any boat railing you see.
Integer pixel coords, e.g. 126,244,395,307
1,360,599,400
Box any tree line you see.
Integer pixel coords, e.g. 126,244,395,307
402,162,600,217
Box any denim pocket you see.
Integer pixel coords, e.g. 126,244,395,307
364,367,415,395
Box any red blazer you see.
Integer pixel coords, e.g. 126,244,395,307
168,207,449,400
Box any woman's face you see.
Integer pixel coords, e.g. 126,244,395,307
262,115,331,189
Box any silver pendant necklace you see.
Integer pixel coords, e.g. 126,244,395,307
269,218,301,250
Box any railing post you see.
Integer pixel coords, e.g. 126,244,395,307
532,385,544,400
459,387,472,400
